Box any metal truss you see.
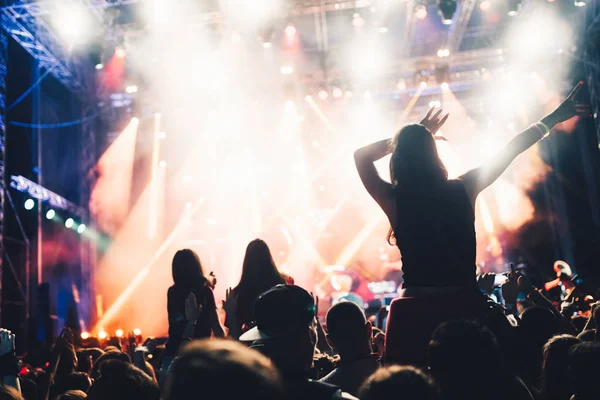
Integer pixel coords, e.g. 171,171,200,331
445,0,476,52
0,1,92,94
0,9,6,324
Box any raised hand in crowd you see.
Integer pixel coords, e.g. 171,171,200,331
0,328,21,395
223,287,240,339
420,106,449,135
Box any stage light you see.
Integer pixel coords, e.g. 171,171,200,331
158,131,167,139
52,3,92,46
437,48,450,57
125,85,138,94
438,0,457,24
574,0,586,6
285,100,296,112
420,81,428,88
352,13,365,27
115,329,124,338
415,5,428,20
262,42,272,48
98,330,107,340
397,79,407,91
159,160,167,168
77,224,86,234
507,0,521,16
285,24,296,37
65,218,74,228
480,0,491,10
305,95,313,102
95,63,104,70
133,328,142,336
46,209,55,220
115,46,126,58
81,332,90,340
379,26,389,33
131,117,140,125
332,87,344,98
441,82,450,90
318,90,329,100
280,65,294,75
24,199,35,210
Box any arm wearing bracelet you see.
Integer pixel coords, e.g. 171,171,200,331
459,81,589,207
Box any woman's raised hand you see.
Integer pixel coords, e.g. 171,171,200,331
420,106,450,135
549,81,591,124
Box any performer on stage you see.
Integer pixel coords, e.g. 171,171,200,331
354,82,590,365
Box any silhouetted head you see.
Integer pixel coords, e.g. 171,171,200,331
164,340,284,400
326,301,372,358
172,249,206,290
569,342,600,398
234,239,285,323
389,124,448,188
541,334,581,398
238,239,282,290
87,360,159,400
359,365,439,400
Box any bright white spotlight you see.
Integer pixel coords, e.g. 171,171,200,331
352,13,365,27
133,328,142,336
420,81,428,89
95,63,104,70
379,26,389,33
285,100,296,112
125,85,138,94
81,332,90,340
131,117,140,125
437,48,450,57
332,87,344,98
115,329,124,338
77,224,86,234
285,24,296,37
115,46,126,58
98,330,107,340
159,160,167,168
480,0,491,11
305,95,313,102
46,209,55,220
65,218,74,228
415,5,428,20
24,199,35,210
441,82,450,90
574,0,586,6
52,3,92,46
262,42,272,49
158,131,167,139
280,65,294,75
318,90,329,100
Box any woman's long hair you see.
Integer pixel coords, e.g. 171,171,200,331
172,249,207,291
234,239,285,322
387,124,448,244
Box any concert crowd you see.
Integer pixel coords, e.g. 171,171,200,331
0,83,598,400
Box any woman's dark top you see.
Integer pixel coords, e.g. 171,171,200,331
393,179,477,288
166,283,216,353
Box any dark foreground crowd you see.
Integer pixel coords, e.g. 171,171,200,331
0,241,599,400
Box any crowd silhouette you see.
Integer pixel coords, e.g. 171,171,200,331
1,83,598,400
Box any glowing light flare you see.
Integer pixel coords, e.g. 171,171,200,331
24,199,35,210
77,224,86,234
115,46,126,58
280,65,294,74
51,3,93,46
98,330,108,340
441,82,450,90
478,198,495,234
46,209,56,220
81,332,90,340
95,63,104,70
65,218,74,228
480,0,491,11
285,24,297,37
318,90,329,100
133,328,142,336
115,329,124,338
493,180,535,230
332,88,344,98
415,5,428,20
